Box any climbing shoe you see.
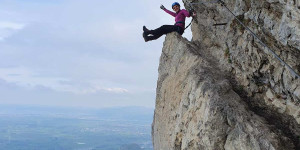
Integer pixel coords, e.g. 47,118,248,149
143,26,149,32
142,32,149,42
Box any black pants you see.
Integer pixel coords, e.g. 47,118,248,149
144,25,184,41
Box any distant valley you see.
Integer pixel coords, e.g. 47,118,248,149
0,105,154,150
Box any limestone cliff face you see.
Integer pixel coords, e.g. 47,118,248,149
152,0,300,149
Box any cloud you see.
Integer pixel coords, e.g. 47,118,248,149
0,67,129,95
0,67,68,89
103,88,129,93
0,0,188,107
0,21,25,30
0,21,26,41
75,87,129,95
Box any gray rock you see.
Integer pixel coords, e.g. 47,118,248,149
153,0,300,149
152,33,294,150
187,0,300,123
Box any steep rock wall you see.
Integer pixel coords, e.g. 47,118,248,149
152,0,300,149
186,0,300,123
152,33,294,150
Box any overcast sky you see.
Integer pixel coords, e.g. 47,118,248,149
0,0,192,108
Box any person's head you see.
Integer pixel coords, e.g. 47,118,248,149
172,2,180,12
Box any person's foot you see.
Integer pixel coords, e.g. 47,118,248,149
143,26,149,32
143,32,149,42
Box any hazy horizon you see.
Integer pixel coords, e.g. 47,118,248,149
0,105,154,150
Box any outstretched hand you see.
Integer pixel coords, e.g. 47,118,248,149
160,5,166,10
189,9,196,17
192,12,196,17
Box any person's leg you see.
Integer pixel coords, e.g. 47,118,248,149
145,25,178,41
178,27,184,35
146,25,176,36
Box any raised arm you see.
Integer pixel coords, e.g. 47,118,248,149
160,5,176,17
164,9,176,17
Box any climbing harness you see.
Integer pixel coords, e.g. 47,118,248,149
183,10,194,30
187,0,300,79
175,10,192,31
185,18,193,30
175,21,185,25
175,21,186,34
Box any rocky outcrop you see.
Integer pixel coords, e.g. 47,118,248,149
187,0,300,124
152,33,295,150
152,0,300,149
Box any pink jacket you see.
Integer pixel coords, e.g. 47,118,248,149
164,9,191,29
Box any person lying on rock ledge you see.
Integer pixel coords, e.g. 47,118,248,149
143,2,196,42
